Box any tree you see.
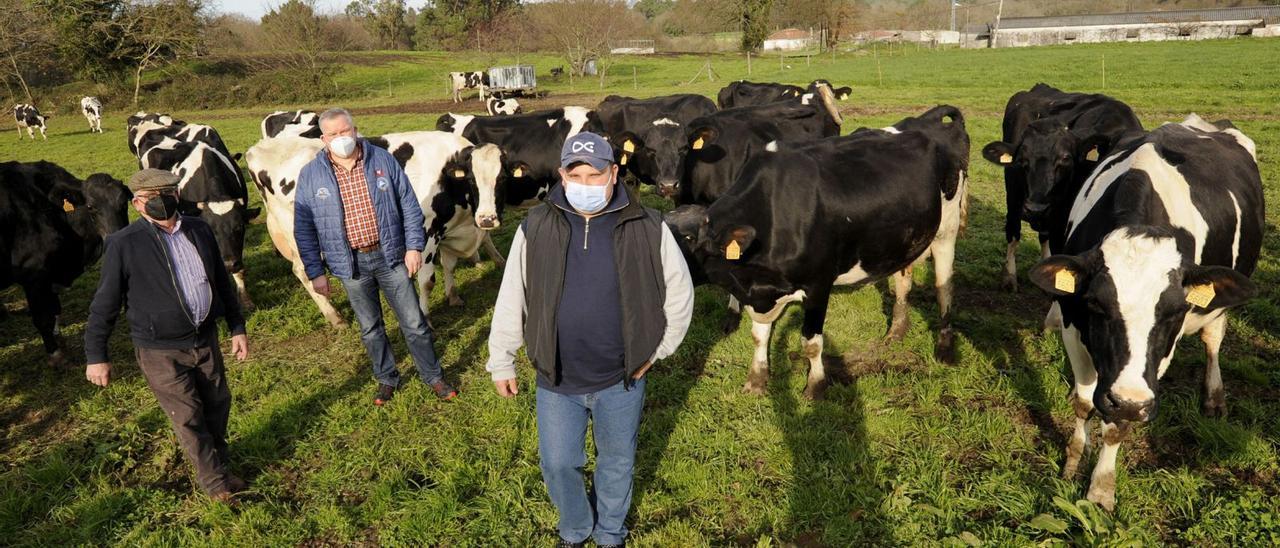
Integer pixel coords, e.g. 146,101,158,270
634,0,674,19
107,0,206,106
0,0,56,102
740,0,772,51
414,0,520,51
523,0,649,80
36,0,134,82
347,0,413,49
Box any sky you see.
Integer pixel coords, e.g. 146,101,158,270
211,0,431,19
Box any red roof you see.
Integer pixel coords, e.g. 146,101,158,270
767,28,809,41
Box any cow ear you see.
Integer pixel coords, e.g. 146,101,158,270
689,126,717,151
1076,134,1110,164
721,225,756,260
1029,255,1090,296
614,132,641,165
246,207,262,220
982,141,1015,165
1182,265,1256,310
508,161,530,179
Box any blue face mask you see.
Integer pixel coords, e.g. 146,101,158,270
564,180,611,214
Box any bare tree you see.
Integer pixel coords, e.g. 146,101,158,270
524,0,645,78
105,0,206,106
259,0,352,74
0,0,55,103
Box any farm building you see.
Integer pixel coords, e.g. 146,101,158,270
966,5,1280,48
763,28,814,51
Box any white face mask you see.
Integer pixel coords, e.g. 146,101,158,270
329,136,357,158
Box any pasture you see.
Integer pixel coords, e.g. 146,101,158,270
2,39,1278,545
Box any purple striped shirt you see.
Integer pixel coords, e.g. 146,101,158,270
158,220,211,324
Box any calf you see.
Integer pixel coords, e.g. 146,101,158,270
485,97,522,116
81,97,103,133
261,109,320,139
596,93,717,196
13,104,49,140
1029,115,1263,511
0,161,131,365
449,71,489,103
666,106,970,399
981,84,1144,291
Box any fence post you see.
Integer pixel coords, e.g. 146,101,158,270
780,50,784,71
747,51,752,75
1102,54,1107,89
633,65,638,90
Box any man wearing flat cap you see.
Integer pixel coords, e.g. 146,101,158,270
487,132,695,548
84,169,250,504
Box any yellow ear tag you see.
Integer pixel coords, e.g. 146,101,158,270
62,199,75,213
619,153,628,166
999,153,1013,164
1186,283,1216,308
692,137,705,150
1054,269,1076,293
725,240,741,260
512,167,523,177
453,169,466,178
1085,147,1100,161
622,141,635,153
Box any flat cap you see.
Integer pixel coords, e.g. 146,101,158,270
128,169,179,192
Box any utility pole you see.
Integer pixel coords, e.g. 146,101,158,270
993,0,1004,48
951,1,957,33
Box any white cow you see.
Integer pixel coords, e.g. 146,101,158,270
80,97,103,133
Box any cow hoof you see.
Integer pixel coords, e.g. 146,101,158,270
802,380,827,401
1001,274,1018,293
448,295,464,307
720,314,740,335
885,321,909,343
47,350,70,369
1202,398,1228,418
1086,488,1116,512
934,329,956,364
743,369,768,395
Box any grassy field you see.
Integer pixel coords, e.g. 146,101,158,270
2,38,1279,546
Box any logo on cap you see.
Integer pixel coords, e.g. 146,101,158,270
571,141,595,153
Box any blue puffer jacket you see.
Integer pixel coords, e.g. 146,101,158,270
294,139,425,280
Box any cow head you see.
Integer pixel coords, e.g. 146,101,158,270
1030,227,1256,423
982,121,1108,225
614,121,687,199
435,113,473,135
443,143,508,230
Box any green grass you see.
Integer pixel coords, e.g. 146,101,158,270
3,38,1280,546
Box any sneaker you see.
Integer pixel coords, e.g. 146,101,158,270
598,544,625,548
430,380,458,401
374,383,396,406
556,540,584,548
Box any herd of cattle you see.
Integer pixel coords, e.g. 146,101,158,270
2,79,1265,511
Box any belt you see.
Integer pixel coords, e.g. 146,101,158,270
353,242,380,253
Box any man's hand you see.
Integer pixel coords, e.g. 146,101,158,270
493,378,519,398
632,361,653,380
86,363,111,387
405,250,423,277
231,334,249,361
311,275,330,297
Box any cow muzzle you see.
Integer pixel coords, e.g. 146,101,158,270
476,214,501,230
1022,201,1049,223
657,182,679,198
1097,391,1156,423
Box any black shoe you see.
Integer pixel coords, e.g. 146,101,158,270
430,379,458,401
556,541,584,548
598,544,625,548
374,383,396,406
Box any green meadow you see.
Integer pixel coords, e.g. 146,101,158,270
2,38,1279,545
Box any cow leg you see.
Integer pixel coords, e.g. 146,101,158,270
722,295,743,334
481,232,506,269
886,266,913,342
743,311,773,396
231,269,255,311
799,290,831,400
1044,301,1064,331
1087,421,1129,512
292,259,345,328
930,223,958,364
1003,241,1019,292
39,126,46,140
22,283,66,367
416,258,437,317
1200,313,1228,417
441,251,464,307
1062,325,1099,480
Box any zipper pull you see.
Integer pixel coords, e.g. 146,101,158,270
583,218,590,251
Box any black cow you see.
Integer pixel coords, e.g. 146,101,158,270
666,105,970,400
450,71,489,103
13,104,49,140
1,161,131,365
597,93,717,196
1027,115,1262,511
679,83,843,205
261,110,320,139
716,79,851,109
436,106,603,206
980,83,1144,292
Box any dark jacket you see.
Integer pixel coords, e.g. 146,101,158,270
84,216,246,364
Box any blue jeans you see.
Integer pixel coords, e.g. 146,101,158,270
537,378,646,545
338,249,443,387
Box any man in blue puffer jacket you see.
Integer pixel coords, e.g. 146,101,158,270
294,108,457,405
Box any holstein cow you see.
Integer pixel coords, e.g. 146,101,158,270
716,79,851,109
666,106,970,399
981,83,1144,292
13,104,49,140
140,137,259,309
81,97,103,133
596,93,717,196
449,71,489,103
1028,115,1263,511
261,109,320,139
0,161,131,365
129,117,237,168
436,106,603,207
245,133,506,322
485,97,522,116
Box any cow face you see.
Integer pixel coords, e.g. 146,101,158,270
615,122,687,198
1030,228,1256,423
436,113,473,135
982,122,1106,224
79,174,132,237
443,144,507,230
664,204,796,309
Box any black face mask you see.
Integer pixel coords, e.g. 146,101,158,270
144,194,179,221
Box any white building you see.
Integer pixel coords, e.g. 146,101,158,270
764,29,814,51
966,5,1280,48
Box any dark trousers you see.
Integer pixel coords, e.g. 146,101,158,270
135,344,233,494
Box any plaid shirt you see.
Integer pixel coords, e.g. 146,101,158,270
332,152,380,249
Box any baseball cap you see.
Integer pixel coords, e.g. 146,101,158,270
560,132,614,171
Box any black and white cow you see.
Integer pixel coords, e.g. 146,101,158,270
436,106,603,207
485,97,522,116
596,93,717,196
1028,115,1263,511
679,83,842,205
13,104,49,140
130,118,237,167
450,71,489,103
261,109,320,139
80,97,103,133
981,83,1144,292
1,161,131,365
245,132,506,322
140,137,259,309
716,79,851,109
666,106,970,399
